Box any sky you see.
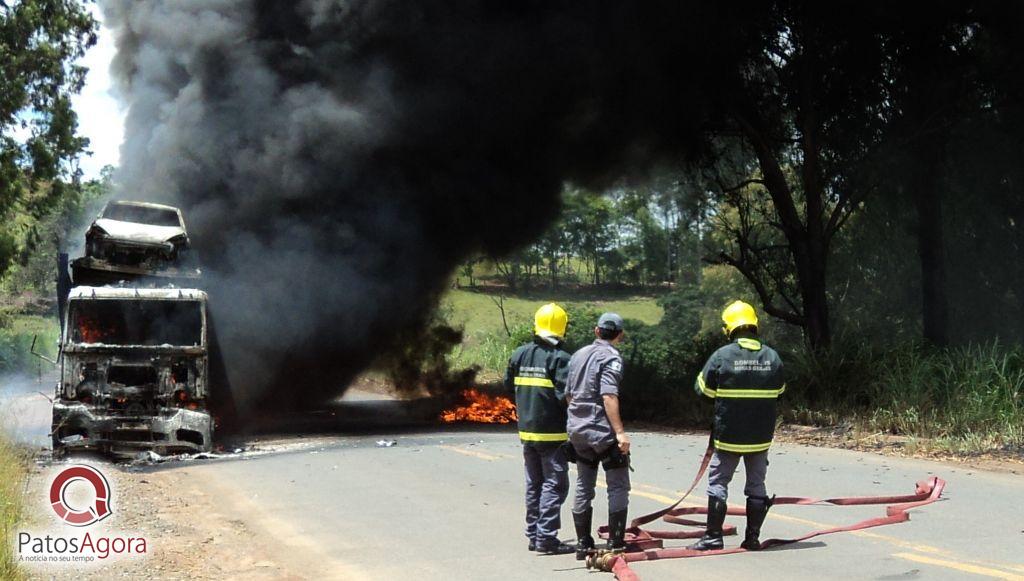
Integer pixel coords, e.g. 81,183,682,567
71,5,125,180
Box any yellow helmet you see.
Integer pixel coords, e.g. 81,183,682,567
534,303,568,339
722,300,758,335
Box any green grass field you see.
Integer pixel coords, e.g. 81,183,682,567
442,287,664,377
444,288,663,335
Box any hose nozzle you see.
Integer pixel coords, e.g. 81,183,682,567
585,549,625,571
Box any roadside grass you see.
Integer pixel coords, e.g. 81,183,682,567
443,287,664,378
0,314,59,376
783,341,1024,454
0,312,52,580
0,434,28,580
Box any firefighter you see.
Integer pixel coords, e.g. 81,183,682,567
690,300,785,551
505,303,575,555
565,313,630,560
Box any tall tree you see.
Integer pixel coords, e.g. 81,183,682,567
563,190,617,285
882,6,983,346
705,4,908,349
0,0,96,278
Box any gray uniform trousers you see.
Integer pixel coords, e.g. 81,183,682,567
571,440,630,513
523,442,570,544
706,449,768,501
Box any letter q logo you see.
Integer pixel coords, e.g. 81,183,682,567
49,465,112,527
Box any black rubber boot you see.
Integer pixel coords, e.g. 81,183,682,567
740,496,772,550
607,509,629,552
688,496,727,551
536,539,576,555
573,508,595,561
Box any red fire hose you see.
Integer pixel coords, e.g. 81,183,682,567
591,442,947,581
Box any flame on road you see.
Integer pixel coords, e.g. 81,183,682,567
440,389,518,424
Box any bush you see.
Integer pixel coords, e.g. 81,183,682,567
619,326,720,424
869,342,1024,445
782,339,1024,449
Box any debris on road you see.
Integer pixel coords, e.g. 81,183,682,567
376,439,398,447
131,450,227,466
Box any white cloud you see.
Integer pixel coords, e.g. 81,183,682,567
71,5,125,180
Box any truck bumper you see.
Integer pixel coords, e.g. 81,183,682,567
52,402,213,457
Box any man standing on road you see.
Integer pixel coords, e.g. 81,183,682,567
565,313,630,559
690,300,785,552
505,303,575,555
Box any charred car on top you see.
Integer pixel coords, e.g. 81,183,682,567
51,286,214,458
72,200,200,286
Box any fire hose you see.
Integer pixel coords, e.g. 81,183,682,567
588,440,947,581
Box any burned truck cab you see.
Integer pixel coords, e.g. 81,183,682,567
52,286,213,457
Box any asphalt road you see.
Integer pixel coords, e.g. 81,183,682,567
7,385,1023,580
138,404,1023,580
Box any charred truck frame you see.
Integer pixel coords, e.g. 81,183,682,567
52,286,214,457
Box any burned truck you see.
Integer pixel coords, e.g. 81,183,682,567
51,286,214,457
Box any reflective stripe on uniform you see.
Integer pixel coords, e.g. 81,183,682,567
715,386,785,398
519,431,569,442
714,439,772,453
514,376,556,388
697,374,716,398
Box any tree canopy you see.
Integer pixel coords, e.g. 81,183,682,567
472,2,1024,352
0,0,96,279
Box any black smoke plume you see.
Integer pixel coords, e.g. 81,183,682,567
101,1,765,413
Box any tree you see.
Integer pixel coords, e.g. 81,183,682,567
3,166,110,295
563,189,617,285
458,254,479,287
877,6,986,347
0,0,96,279
533,218,569,288
615,187,671,286
703,4,915,350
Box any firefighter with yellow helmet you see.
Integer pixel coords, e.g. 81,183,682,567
690,300,785,551
505,303,575,555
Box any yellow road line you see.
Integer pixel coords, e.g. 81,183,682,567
438,445,503,461
894,553,1024,580
594,479,678,506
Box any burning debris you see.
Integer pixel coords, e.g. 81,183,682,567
440,389,517,424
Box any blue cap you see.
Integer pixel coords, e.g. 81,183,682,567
597,312,624,332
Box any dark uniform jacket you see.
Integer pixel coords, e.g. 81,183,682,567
695,337,785,454
505,337,572,444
